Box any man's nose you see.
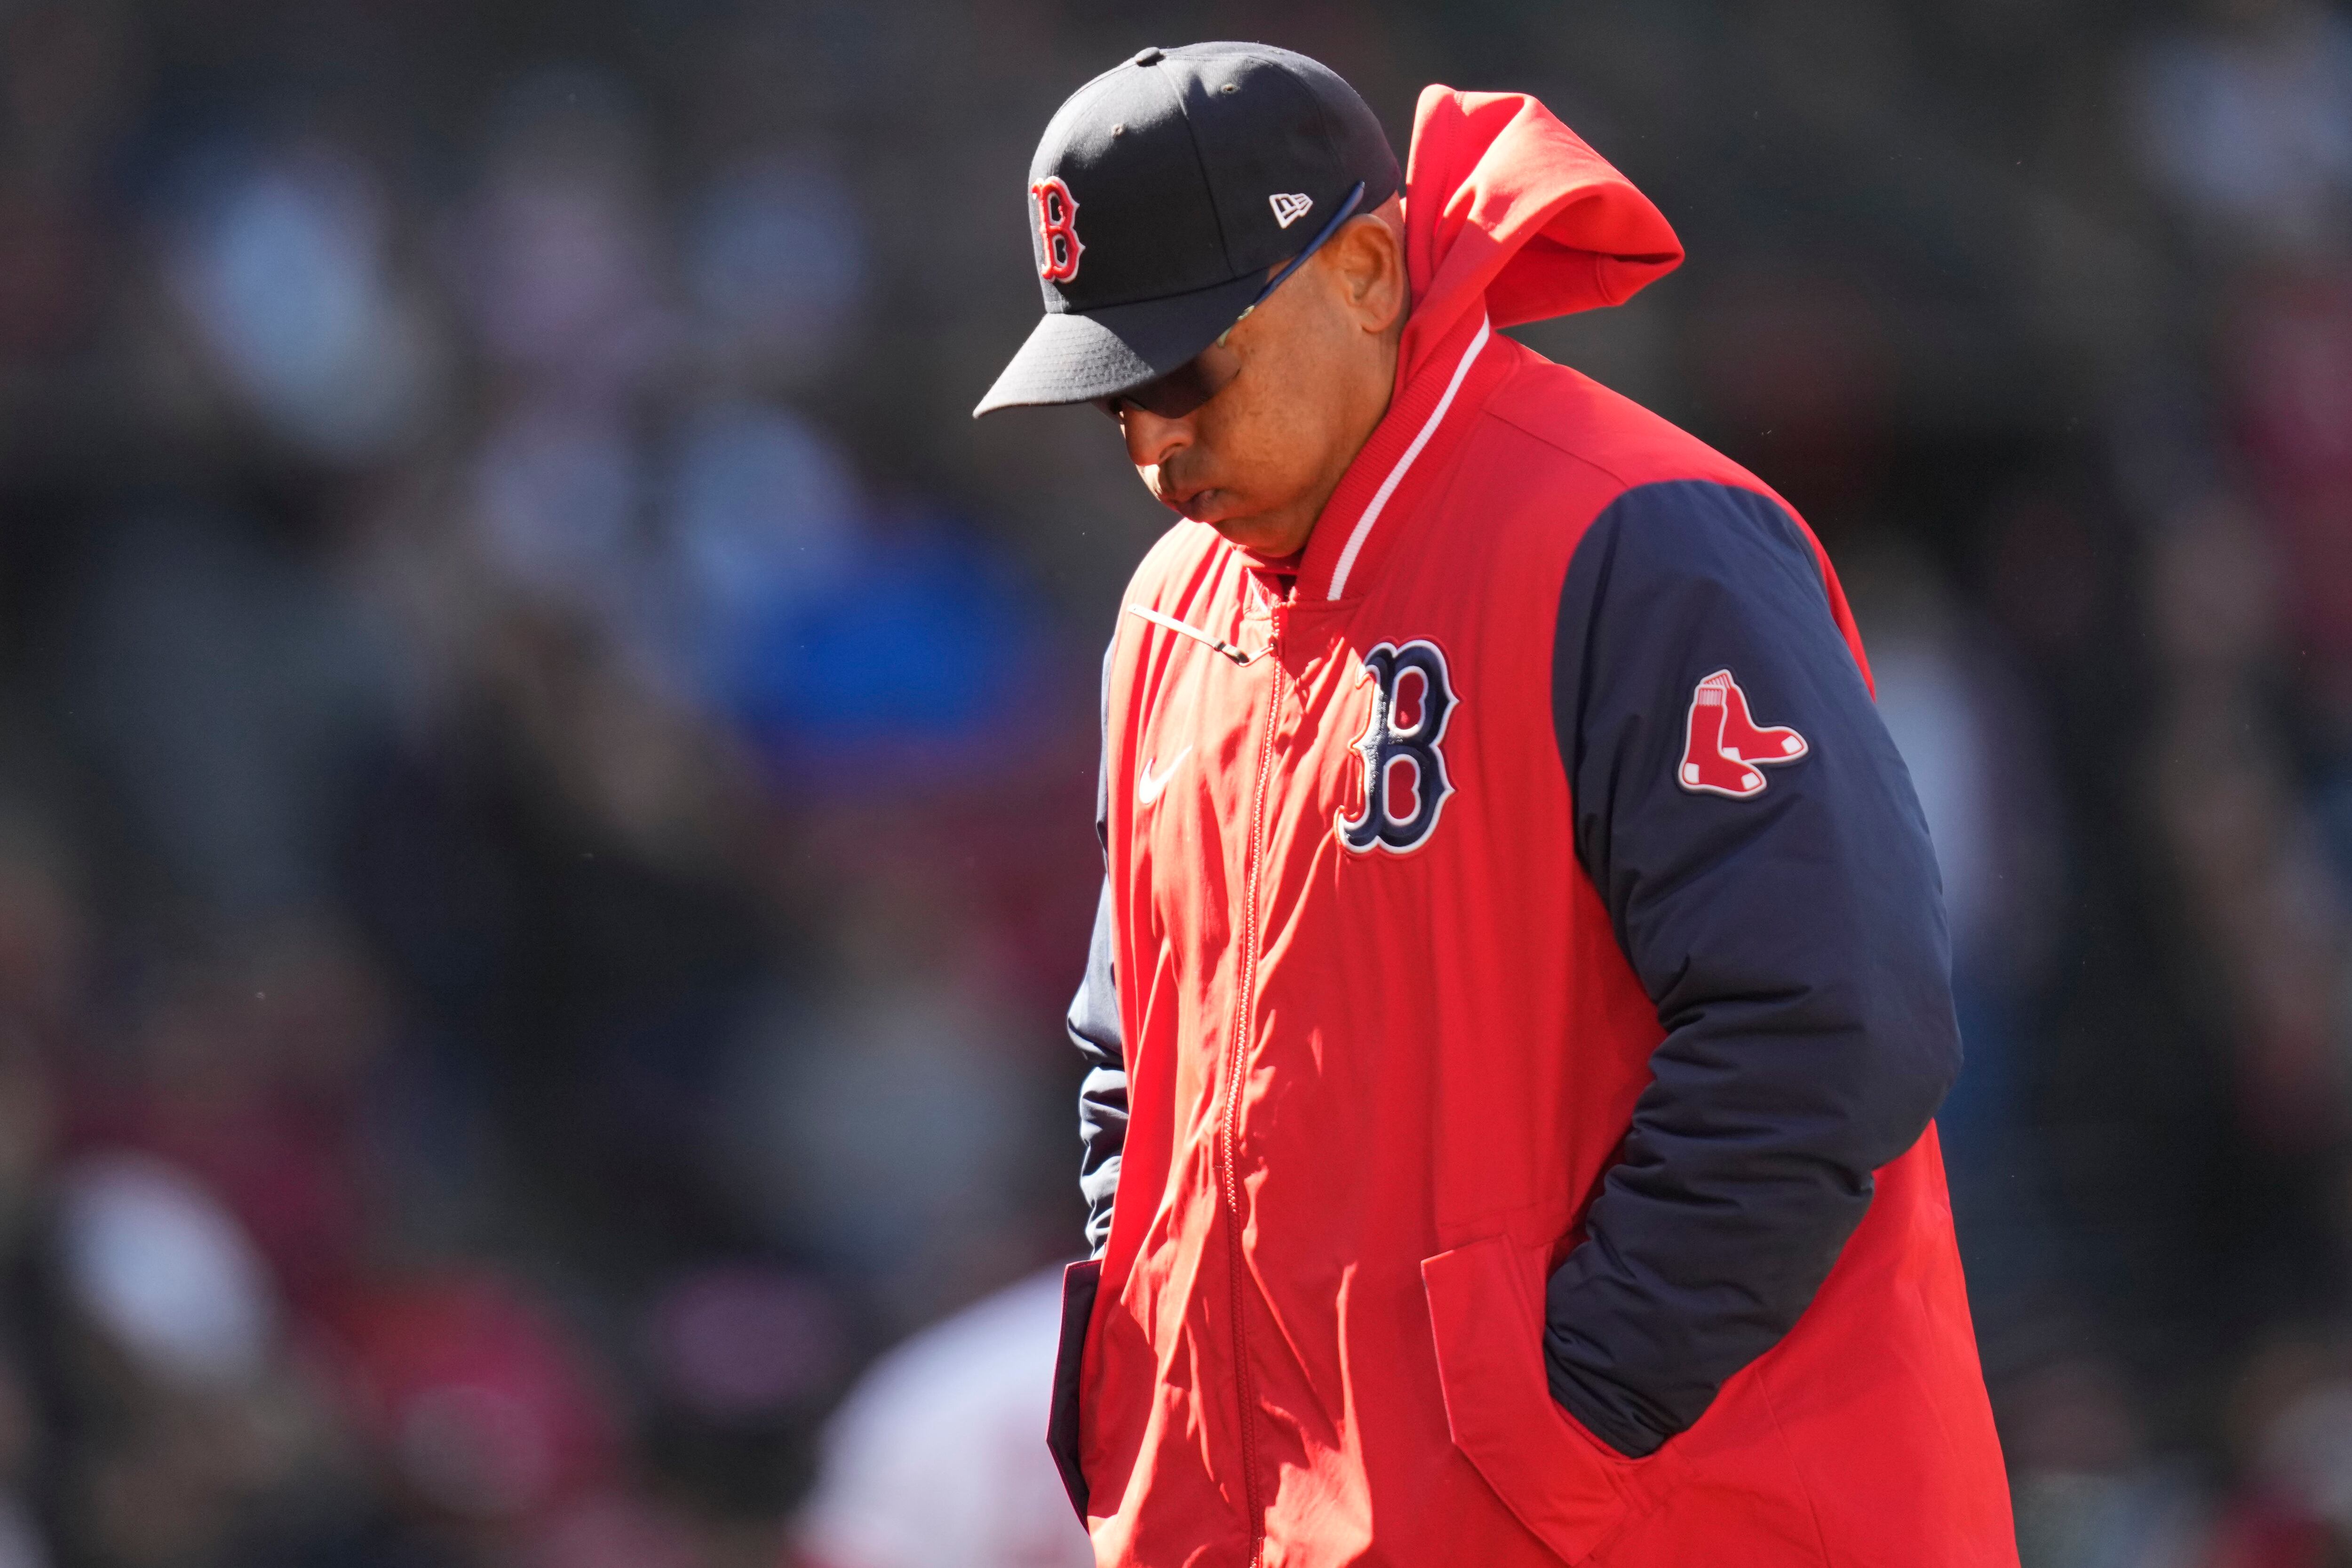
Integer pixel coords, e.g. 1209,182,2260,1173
1121,406,1191,469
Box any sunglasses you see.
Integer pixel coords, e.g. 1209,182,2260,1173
1094,340,1242,422
1094,179,1368,424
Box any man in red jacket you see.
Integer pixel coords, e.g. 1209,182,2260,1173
977,42,2017,1567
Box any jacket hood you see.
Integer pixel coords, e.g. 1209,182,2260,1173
1397,88,1683,381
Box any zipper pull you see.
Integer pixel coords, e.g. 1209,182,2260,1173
1264,571,1292,635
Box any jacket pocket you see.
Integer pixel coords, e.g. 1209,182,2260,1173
1046,1257,1103,1521
1422,1236,1692,1566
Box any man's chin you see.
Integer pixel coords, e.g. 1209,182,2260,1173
1156,488,1299,557
1203,517,1297,560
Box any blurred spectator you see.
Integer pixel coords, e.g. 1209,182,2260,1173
637,1262,843,1559
40,1152,366,1567
57,1154,275,1389
448,67,675,399
327,1272,632,1557
2223,271,2352,724
2003,1356,2209,1568
683,149,867,390
717,875,1054,1329
2132,0,2352,261
161,140,449,464
2145,500,2350,1154
64,507,398,925
795,1266,1089,1568
1844,536,2072,1350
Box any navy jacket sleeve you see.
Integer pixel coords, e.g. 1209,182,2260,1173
1072,879,1124,1256
1071,635,1126,1257
1543,480,1961,1458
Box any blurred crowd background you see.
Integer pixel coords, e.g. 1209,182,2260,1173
0,0,2341,1564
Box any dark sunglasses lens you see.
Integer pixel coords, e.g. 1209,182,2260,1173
1095,348,1238,422
1129,358,1218,418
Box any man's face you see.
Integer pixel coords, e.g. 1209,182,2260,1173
1108,214,1405,560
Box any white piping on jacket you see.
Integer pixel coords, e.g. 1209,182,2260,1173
1325,313,1494,602
1124,603,1264,665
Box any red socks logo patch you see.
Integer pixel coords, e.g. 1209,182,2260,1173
1678,669,1808,799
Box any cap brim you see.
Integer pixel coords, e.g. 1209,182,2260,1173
972,269,1266,417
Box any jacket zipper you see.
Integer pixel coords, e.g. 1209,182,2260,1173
1221,594,1285,1565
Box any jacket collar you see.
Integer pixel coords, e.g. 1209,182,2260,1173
1291,308,1506,604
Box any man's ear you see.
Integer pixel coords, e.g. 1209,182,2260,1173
1326,213,1407,335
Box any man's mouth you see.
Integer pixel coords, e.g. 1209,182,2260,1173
1145,466,1213,519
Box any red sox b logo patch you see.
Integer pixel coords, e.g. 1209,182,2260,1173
1032,176,1083,283
1340,640,1458,854
1678,669,1807,799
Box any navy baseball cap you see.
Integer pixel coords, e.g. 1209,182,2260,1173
973,42,1400,417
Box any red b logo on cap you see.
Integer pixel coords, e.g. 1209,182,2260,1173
1032,176,1083,283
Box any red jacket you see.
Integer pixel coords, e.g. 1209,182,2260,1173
1049,87,2017,1567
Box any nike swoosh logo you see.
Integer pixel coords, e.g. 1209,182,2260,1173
1137,746,1191,807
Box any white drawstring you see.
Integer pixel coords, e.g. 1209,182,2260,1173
1327,314,1493,601
1124,603,1264,665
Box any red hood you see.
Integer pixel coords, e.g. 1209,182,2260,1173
1397,87,1682,381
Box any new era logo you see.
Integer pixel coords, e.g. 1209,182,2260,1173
1269,192,1314,229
